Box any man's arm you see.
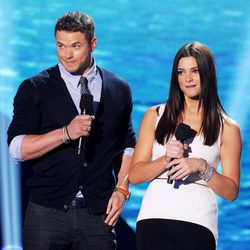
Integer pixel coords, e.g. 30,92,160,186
9,135,25,162
104,81,136,226
9,115,94,161
104,153,132,226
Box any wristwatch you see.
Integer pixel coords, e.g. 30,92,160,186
115,186,131,202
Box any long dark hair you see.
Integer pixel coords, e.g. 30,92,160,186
155,42,225,146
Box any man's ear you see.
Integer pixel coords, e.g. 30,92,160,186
91,37,97,52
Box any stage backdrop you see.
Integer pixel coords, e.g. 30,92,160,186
0,1,249,249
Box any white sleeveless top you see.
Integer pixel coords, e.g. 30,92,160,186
137,104,221,241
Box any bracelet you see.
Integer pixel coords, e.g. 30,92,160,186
62,126,70,144
115,186,131,202
65,125,72,141
199,159,214,182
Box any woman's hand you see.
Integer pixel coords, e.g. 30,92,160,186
165,140,188,160
167,157,206,180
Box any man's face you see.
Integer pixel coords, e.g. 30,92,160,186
55,30,96,74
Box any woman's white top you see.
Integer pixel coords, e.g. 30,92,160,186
137,104,221,241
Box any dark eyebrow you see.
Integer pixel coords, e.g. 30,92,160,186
56,41,82,46
177,66,199,70
72,42,82,45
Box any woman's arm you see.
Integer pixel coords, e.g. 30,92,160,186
129,107,170,185
207,119,242,201
167,118,242,202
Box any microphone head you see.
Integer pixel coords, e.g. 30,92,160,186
80,93,93,115
175,123,196,141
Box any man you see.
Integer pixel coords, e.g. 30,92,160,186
8,11,135,250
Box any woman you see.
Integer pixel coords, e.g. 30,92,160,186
129,42,242,250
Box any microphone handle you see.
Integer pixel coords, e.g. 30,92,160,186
167,138,185,184
77,109,86,155
77,137,83,155
167,158,175,184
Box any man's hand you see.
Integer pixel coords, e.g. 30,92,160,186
67,115,95,140
104,191,126,226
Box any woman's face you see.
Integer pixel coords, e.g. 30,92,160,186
177,56,201,100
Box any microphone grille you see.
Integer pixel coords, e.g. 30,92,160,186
175,123,196,140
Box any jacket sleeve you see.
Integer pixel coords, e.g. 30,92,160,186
7,79,41,145
116,84,136,152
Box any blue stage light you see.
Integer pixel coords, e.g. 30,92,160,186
0,115,22,250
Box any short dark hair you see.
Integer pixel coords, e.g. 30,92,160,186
54,11,95,44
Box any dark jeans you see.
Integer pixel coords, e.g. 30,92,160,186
136,219,216,250
23,201,116,250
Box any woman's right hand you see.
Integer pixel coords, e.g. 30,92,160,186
165,140,188,160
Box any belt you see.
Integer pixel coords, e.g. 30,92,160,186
68,197,87,209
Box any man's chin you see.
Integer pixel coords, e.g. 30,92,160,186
61,63,87,75
64,66,81,75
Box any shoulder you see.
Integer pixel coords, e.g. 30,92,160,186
98,66,132,102
98,66,129,86
136,107,158,139
15,65,59,99
142,105,162,124
221,114,242,144
30,65,59,85
142,103,166,120
21,65,59,88
222,114,241,133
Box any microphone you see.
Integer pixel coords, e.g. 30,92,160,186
167,123,196,184
77,93,93,156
